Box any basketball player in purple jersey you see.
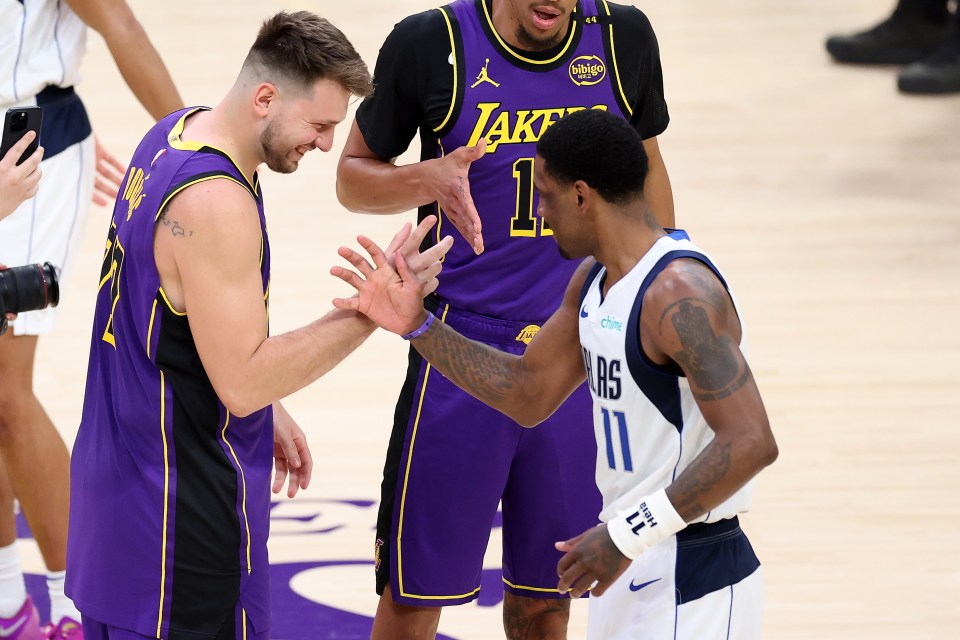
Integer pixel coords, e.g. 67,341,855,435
66,12,452,640
337,1,674,637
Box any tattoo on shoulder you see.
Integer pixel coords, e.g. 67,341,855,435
159,209,193,238
663,298,749,401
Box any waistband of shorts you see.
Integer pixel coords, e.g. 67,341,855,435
676,516,742,547
425,295,547,346
36,85,76,105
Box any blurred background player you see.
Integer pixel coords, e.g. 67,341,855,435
337,0,674,637
0,0,182,638
825,0,960,94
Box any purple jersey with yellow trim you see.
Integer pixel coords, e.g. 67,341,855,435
67,107,273,638
435,0,624,320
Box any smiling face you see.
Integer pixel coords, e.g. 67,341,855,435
498,0,579,51
258,77,350,174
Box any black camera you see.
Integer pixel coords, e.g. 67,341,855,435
0,262,60,335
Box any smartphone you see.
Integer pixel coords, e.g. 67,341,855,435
0,106,43,166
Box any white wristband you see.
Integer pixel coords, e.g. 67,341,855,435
606,489,687,560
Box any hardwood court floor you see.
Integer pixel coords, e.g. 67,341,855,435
23,0,960,638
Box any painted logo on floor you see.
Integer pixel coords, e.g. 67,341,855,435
20,499,509,640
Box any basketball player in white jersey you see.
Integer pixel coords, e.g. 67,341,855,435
0,1,181,638
332,108,779,639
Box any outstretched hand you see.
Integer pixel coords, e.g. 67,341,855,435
92,137,127,207
330,215,453,335
555,524,631,598
431,140,486,255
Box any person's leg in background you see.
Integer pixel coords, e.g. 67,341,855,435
825,0,950,65
898,4,960,93
0,457,44,640
0,333,80,637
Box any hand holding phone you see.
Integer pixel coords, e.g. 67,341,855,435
1,107,43,167
1,122,44,221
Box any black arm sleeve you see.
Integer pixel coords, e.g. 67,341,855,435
608,3,670,139
355,10,454,160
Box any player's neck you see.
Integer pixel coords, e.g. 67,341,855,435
594,210,665,286
181,98,260,183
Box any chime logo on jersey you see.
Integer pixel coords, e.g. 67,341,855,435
568,55,606,86
465,102,609,152
600,315,623,332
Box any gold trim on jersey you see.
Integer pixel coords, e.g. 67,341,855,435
397,304,479,601
158,287,186,317
167,108,259,194
155,174,251,224
481,0,578,65
433,7,459,133
157,370,171,637
502,577,563,594
221,412,253,574
599,0,632,118
147,298,159,358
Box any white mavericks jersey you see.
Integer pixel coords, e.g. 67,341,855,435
579,230,755,524
1,0,86,107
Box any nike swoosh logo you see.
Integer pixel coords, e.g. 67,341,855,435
0,616,27,638
580,306,589,318
628,577,662,592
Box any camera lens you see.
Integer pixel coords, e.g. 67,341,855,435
0,262,60,316
11,111,27,132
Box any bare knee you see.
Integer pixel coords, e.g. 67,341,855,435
503,592,570,640
371,585,442,640
0,337,38,441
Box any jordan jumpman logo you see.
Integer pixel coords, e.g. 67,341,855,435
471,58,500,88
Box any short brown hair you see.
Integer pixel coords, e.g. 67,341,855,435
245,11,372,98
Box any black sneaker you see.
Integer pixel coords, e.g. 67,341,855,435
898,36,960,94
826,15,949,65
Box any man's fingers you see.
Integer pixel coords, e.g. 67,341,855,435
357,235,390,269
297,444,313,490
286,466,301,498
1,131,36,168
418,260,443,284
405,215,438,251
415,235,453,268
337,245,376,277
272,458,288,495
384,222,412,257
329,265,365,292
394,247,417,284
331,296,360,311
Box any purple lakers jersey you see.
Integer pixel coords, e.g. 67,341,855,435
67,108,273,637
434,0,624,320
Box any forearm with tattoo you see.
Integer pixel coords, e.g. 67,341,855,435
666,440,733,521
413,321,522,410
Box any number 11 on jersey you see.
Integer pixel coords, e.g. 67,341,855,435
510,157,552,237
602,407,633,472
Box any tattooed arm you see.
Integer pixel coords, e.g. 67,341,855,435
333,245,594,427
641,258,778,522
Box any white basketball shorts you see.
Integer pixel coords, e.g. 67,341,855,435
588,516,764,639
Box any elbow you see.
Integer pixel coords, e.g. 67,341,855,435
755,428,779,469
335,178,364,213
216,385,266,419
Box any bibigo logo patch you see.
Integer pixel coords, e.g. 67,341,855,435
568,55,606,86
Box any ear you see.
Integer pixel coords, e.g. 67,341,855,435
574,180,590,211
252,83,279,118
